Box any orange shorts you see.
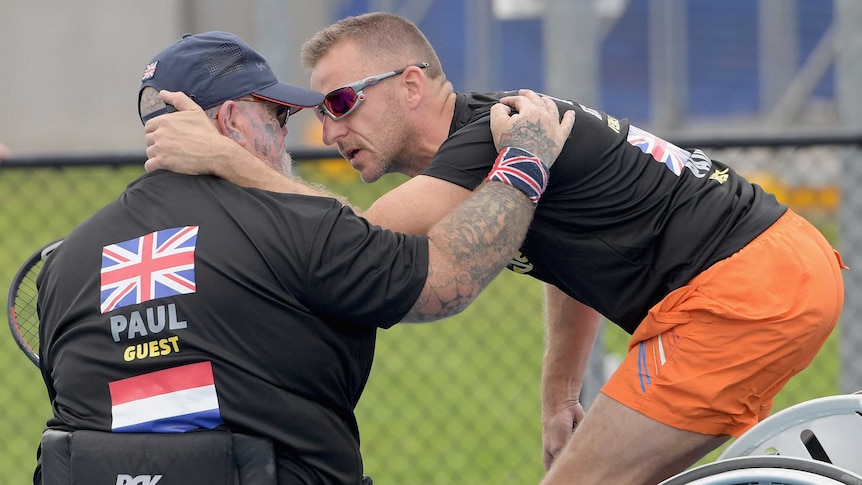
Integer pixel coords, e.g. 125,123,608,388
602,209,846,437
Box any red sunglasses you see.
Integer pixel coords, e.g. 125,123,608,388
316,62,429,121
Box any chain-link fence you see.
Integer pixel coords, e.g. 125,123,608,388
1,137,858,484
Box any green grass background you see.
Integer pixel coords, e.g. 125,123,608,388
0,162,843,484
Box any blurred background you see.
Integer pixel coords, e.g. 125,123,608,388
2,0,861,483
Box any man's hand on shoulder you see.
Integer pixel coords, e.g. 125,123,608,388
490,89,575,168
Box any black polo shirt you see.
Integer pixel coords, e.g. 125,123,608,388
38,171,428,484
425,92,786,333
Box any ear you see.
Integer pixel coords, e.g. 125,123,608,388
213,101,247,144
400,64,426,110
139,87,166,121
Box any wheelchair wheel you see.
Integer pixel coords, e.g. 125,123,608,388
658,456,862,485
718,393,862,475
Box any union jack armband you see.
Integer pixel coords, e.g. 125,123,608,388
484,147,550,205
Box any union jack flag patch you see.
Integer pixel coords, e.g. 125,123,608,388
626,125,692,176
486,147,550,204
142,61,158,81
100,226,198,313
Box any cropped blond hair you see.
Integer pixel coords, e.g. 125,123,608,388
301,12,444,80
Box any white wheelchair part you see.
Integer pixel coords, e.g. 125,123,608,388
657,456,862,485
718,394,862,475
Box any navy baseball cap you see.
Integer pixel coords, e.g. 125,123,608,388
138,31,323,123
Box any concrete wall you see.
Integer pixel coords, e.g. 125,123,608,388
0,0,328,155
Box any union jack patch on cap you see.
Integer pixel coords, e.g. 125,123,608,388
142,62,158,81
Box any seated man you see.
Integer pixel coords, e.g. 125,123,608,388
34,31,574,485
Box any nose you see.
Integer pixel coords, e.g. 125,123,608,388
321,116,348,146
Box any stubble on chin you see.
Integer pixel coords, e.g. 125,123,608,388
358,164,383,184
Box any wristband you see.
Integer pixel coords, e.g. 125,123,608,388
484,147,550,205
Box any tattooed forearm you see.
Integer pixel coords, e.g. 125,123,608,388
403,182,534,322
496,118,558,165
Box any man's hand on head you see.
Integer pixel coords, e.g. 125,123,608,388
143,90,236,175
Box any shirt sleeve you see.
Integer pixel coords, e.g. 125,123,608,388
424,116,499,191
303,204,429,328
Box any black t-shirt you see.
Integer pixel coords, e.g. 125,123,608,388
425,92,787,333
37,171,429,484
